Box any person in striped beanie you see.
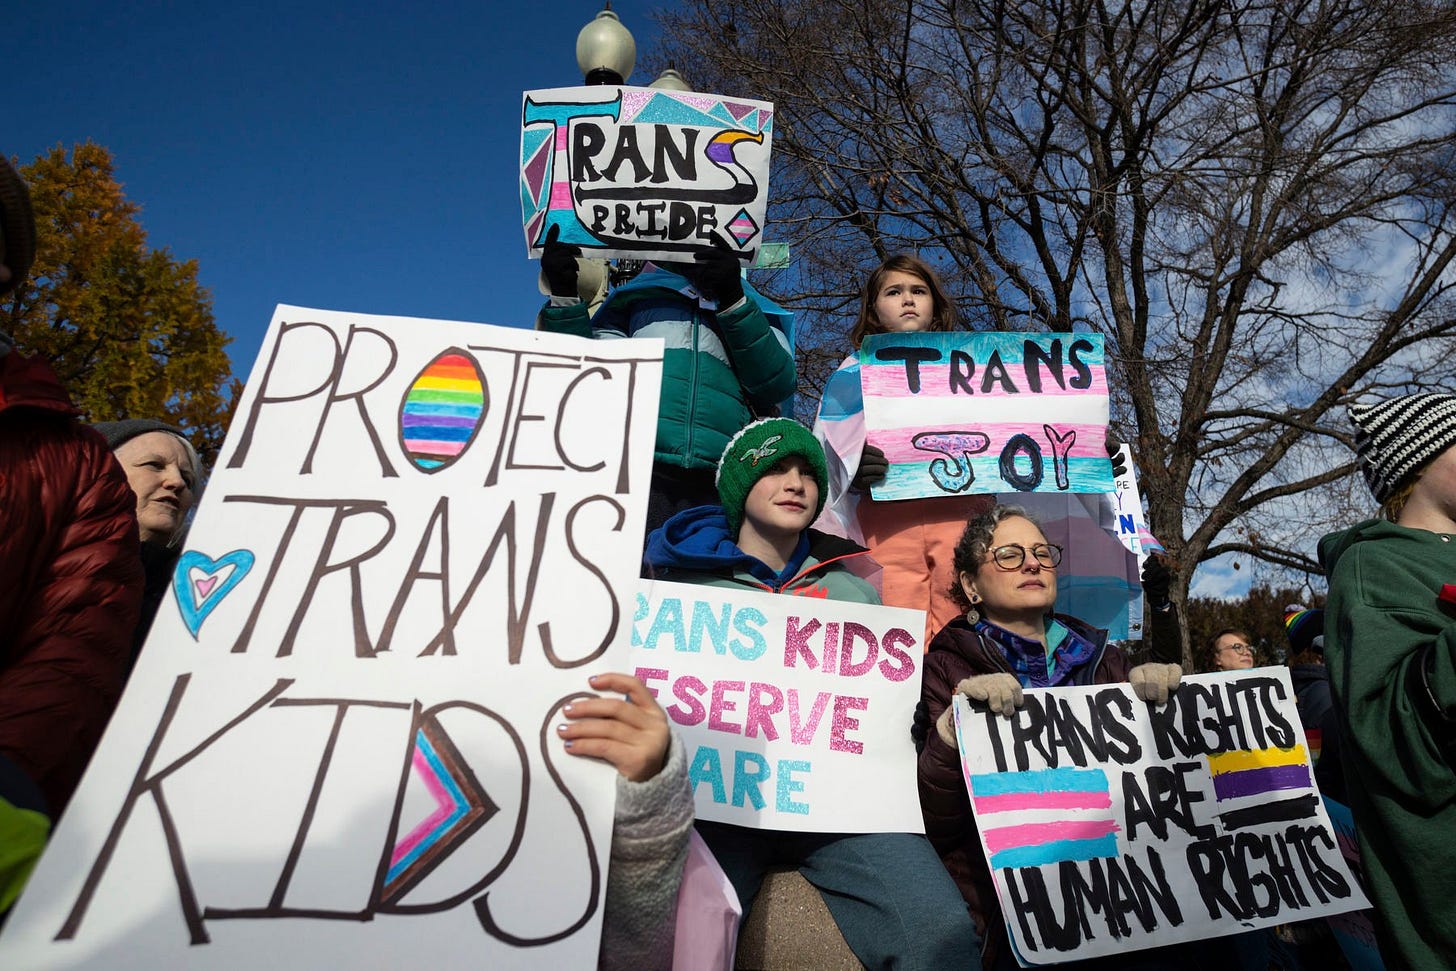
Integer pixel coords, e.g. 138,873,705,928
1348,392,1456,520
1317,392,1456,970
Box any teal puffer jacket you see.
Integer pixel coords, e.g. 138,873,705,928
539,271,797,472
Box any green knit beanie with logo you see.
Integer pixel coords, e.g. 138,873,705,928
715,418,829,534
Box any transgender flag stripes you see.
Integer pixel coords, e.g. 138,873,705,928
969,767,1121,869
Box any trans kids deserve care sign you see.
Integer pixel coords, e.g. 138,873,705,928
632,581,925,833
953,670,1369,965
521,85,773,263
1,307,663,968
861,332,1115,501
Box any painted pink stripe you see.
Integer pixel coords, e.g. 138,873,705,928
877,423,1108,463
862,365,1107,398
974,790,1113,815
983,818,1119,854
403,437,467,457
550,181,573,208
555,127,570,150
390,748,455,865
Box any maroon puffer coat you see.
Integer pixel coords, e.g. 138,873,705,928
0,350,141,817
917,614,1130,969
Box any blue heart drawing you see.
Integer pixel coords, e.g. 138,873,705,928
172,549,255,639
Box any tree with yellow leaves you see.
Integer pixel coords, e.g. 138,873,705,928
2,143,237,464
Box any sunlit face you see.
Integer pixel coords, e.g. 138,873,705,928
1211,632,1255,671
873,270,934,334
742,456,819,540
114,432,196,544
959,516,1058,621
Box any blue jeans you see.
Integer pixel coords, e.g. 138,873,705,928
697,821,981,970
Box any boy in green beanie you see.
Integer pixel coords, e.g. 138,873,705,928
643,417,979,969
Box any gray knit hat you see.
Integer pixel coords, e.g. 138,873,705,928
1349,393,1456,502
715,418,829,534
93,418,188,451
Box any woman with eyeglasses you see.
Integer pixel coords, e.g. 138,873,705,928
916,505,1182,970
1202,627,1257,671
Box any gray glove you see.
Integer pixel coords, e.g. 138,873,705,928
956,673,1024,717
934,706,958,749
1129,663,1182,705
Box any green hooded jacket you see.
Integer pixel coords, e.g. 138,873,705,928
1318,517,1456,971
538,272,797,473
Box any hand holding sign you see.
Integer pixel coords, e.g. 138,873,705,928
561,672,672,783
690,242,745,306
1128,662,1181,704
1140,556,1173,609
541,225,583,298
851,443,889,491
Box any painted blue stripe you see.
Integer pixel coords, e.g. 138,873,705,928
876,456,1114,499
399,424,475,443
970,767,1109,796
402,402,484,418
386,731,470,882
989,833,1119,870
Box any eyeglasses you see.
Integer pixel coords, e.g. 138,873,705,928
988,543,1063,571
1219,643,1254,656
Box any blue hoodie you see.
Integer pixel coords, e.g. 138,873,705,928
643,505,878,603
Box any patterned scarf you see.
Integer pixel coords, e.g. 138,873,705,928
976,618,1099,689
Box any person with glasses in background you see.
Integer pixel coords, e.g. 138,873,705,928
1202,627,1258,672
915,505,1182,969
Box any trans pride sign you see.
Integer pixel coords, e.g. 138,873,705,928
953,671,1369,964
860,332,1115,500
1,307,664,968
520,85,773,263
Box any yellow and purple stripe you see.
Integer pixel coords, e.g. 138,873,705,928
1207,745,1312,800
399,350,486,472
1207,745,1320,830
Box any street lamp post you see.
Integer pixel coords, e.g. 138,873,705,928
563,5,696,294
576,3,635,86
575,3,693,90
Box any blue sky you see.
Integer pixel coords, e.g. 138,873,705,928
13,0,668,373
14,3,1272,601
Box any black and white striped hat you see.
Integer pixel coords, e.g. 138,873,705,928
1349,393,1456,502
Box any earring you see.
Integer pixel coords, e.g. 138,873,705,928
965,594,981,625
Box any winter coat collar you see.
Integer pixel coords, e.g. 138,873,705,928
928,613,1110,688
645,504,870,592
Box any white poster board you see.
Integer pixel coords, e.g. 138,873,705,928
521,85,774,263
632,580,924,833
0,307,663,968
954,670,1369,965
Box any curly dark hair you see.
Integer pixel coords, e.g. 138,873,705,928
947,505,1038,608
